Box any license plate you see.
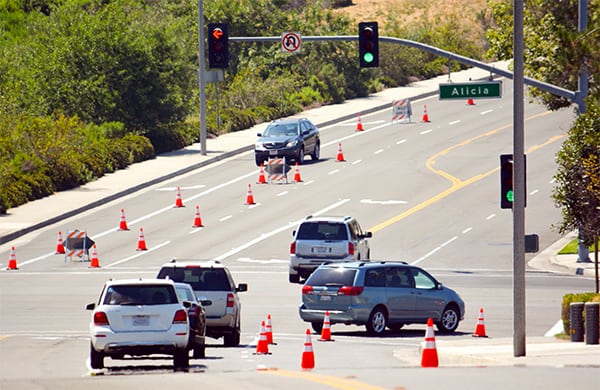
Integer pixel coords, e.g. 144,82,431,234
269,150,278,156
133,315,150,326
313,246,327,253
320,295,331,301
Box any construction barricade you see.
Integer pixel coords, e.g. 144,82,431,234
265,158,290,184
64,229,95,262
392,98,412,124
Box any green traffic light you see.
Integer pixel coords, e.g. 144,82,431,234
506,190,514,203
363,52,374,63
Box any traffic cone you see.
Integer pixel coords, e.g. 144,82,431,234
174,186,184,208
301,329,315,369
293,162,303,183
118,208,129,231
355,113,364,131
89,245,101,268
136,227,147,251
265,314,275,345
254,320,270,355
55,231,66,254
467,98,475,105
421,104,430,122
6,246,18,270
421,318,439,368
336,143,345,162
473,308,488,337
245,184,255,205
319,310,334,342
192,205,203,228
257,163,267,184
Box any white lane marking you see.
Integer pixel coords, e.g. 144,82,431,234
374,149,384,154
411,236,458,265
397,139,407,144
304,180,315,185
156,185,206,191
462,227,473,234
449,120,461,125
530,189,539,195
277,191,288,196
480,110,494,115
104,241,171,268
420,129,433,135
213,199,350,261
189,227,204,234
328,169,340,175
545,319,564,337
360,199,408,205
486,214,496,220
219,215,232,222
352,160,362,165
549,178,557,184
237,258,288,264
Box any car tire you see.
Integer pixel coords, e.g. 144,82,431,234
224,327,241,347
297,147,305,164
311,142,320,161
311,321,323,334
289,273,300,283
255,156,265,167
173,348,189,370
90,343,104,369
192,345,206,359
366,307,387,336
436,304,460,333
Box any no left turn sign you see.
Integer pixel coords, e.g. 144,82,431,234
281,32,302,54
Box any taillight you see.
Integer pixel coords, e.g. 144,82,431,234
227,293,234,308
172,309,188,324
348,242,354,255
338,286,363,296
302,285,314,294
290,241,296,254
93,311,110,326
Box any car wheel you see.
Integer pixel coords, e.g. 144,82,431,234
311,321,323,334
289,273,300,283
90,343,104,369
311,142,320,161
173,348,189,370
224,327,241,347
366,307,387,336
255,155,265,166
436,304,460,333
297,147,305,164
192,345,205,359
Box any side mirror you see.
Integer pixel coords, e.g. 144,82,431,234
292,230,296,236
237,283,248,292
86,303,96,310
257,132,262,137
364,232,373,238
181,300,192,308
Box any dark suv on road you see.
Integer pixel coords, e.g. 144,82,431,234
254,118,320,166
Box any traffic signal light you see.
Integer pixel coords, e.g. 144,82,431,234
500,154,514,209
500,154,527,209
207,23,229,69
358,22,379,68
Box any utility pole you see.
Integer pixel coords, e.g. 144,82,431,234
198,0,207,155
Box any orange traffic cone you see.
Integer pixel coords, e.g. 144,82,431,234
421,104,430,122
118,208,129,231
192,205,203,228
245,184,255,205
174,186,184,208
293,162,303,182
137,227,148,251
301,328,315,369
355,113,364,131
254,320,270,355
89,245,101,268
319,310,334,342
6,246,18,270
421,318,439,368
55,231,66,254
265,314,275,345
336,143,345,162
257,163,267,184
467,98,475,105
473,308,488,337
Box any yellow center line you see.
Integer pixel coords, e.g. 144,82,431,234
260,369,386,390
369,111,564,233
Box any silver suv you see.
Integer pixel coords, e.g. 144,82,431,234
157,260,247,347
299,261,465,335
289,215,372,283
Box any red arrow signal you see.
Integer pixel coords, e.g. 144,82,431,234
212,27,223,40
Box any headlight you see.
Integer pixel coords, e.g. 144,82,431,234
286,140,298,148
255,142,265,150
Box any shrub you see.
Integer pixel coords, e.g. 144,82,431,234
561,292,600,334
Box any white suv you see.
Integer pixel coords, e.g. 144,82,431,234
86,279,190,370
157,260,247,347
289,215,372,283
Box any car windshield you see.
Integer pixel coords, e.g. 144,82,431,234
264,123,299,137
297,222,348,240
306,267,357,286
103,285,178,305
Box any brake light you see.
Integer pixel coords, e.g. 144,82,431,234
172,309,188,324
290,241,296,254
348,242,354,255
227,293,234,308
301,285,314,294
338,286,363,296
93,311,110,326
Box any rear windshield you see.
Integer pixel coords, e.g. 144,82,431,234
103,285,177,305
297,222,348,240
158,267,232,291
306,267,357,286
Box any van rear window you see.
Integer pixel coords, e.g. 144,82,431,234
305,267,356,286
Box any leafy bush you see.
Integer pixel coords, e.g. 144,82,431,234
561,292,600,334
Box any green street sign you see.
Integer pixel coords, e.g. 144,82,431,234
439,80,502,100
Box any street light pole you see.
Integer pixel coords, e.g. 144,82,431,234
198,0,207,155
